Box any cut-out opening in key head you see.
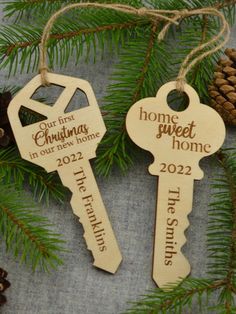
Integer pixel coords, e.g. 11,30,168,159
19,106,47,127
64,88,89,113
31,84,65,107
167,90,189,112
156,81,200,110
30,83,90,113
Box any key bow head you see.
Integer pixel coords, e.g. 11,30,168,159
126,81,226,179
8,73,106,172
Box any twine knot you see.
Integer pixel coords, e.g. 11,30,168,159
180,9,189,15
137,7,147,16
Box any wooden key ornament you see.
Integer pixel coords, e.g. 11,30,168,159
7,73,122,274
126,81,226,288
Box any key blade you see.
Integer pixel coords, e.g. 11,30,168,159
153,174,193,289
58,159,122,274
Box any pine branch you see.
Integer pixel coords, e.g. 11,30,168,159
96,23,172,175
124,278,224,313
0,12,146,74
208,149,236,312
0,182,66,271
4,21,140,54
208,150,236,282
0,146,66,203
2,0,235,76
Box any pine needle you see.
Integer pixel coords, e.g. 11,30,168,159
0,182,66,271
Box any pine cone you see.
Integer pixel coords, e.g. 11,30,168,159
0,91,15,147
0,268,11,306
209,48,236,126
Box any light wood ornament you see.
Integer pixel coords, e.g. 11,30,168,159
126,81,226,289
7,73,122,274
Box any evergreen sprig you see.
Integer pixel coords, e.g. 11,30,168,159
208,150,236,312
124,149,236,313
0,146,66,203
0,11,145,75
96,23,172,175
0,182,66,271
125,278,222,313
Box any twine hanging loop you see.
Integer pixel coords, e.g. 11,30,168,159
39,3,231,91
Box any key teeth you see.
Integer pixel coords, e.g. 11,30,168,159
70,197,93,252
83,231,93,252
82,221,122,274
153,233,191,290
70,194,122,274
153,210,192,289
182,218,190,243
70,198,98,267
177,214,191,278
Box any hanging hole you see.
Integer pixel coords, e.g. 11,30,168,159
30,84,65,107
64,88,89,113
167,90,189,112
19,106,47,127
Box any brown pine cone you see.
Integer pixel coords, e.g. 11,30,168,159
0,268,10,306
0,91,15,147
209,48,236,126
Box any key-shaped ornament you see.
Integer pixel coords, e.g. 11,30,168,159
8,73,122,274
126,81,226,288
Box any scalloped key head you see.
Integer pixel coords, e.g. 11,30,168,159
126,81,226,288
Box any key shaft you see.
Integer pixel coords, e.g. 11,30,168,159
153,174,193,289
58,159,122,274
125,81,226,288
